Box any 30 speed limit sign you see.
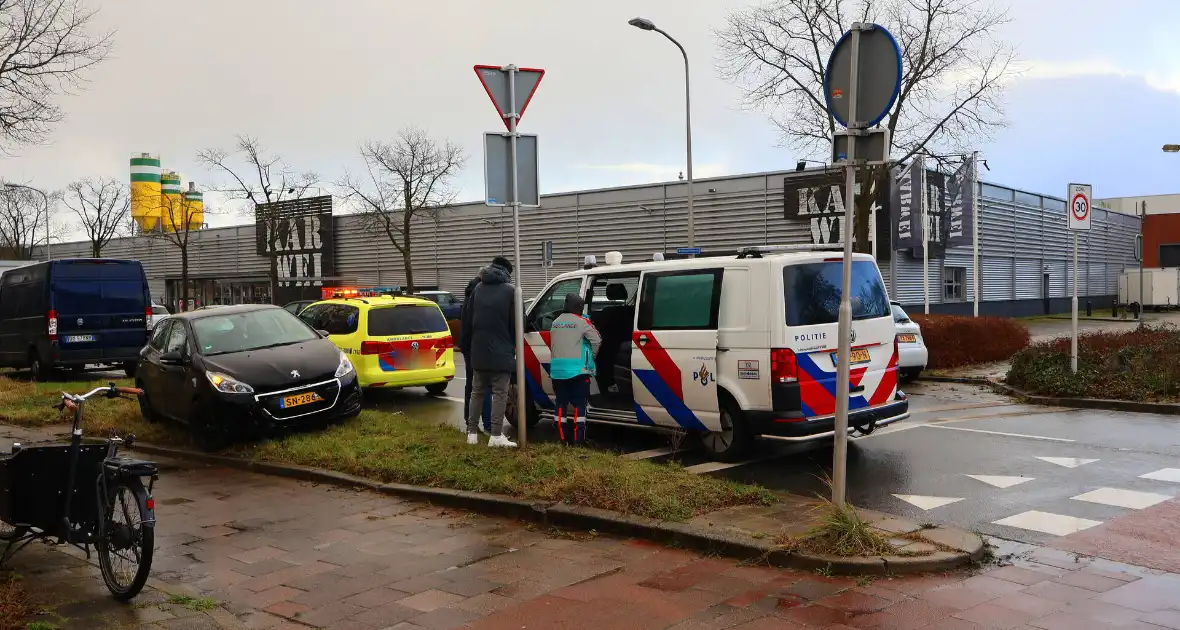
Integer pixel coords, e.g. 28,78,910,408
1068,183,1092,231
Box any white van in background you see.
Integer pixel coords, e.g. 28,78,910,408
515,246,910,461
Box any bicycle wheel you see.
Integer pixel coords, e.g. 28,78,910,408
97,477,154,600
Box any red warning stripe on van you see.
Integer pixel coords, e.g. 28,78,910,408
632,331,683,401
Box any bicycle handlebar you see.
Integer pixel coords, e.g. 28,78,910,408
61,383,144,403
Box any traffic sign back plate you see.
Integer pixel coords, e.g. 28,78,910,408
474,65,544,131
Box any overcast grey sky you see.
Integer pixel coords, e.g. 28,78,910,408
1,0,1178,231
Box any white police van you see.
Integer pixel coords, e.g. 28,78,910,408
515,246,910,461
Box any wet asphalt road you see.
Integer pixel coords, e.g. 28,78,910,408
72,354,1180,547
369,362,1180,546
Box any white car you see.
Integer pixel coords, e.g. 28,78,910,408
147,304,171,329
891,301,927,382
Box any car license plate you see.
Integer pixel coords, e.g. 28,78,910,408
64,334,96,343
831,348,872,366
280,392,322,409
897,333,917,343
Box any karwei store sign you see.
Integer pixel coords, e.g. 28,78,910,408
255,196,336,302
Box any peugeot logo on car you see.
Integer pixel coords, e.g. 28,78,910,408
290,370,300,378
76,318,83,325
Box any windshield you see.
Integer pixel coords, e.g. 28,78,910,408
193,308,319,355
890,303,910,323
783,261,890,327
368,305,448,336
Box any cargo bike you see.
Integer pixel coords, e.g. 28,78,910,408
0,383,159,600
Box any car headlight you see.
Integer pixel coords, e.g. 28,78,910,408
334,351,355,378
206,371,254,394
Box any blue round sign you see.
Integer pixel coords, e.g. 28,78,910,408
822,23,903,129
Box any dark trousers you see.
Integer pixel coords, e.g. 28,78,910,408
463,356,492,431
552,375,589,444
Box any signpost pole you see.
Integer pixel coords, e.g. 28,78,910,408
972,151,980,317
831,25,862,509
506,64,528,447
922,163,929,315
1139,201,1146,330
1071,230,1078,373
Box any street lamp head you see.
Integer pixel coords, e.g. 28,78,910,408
628,17,656,31
1164,144,1180,153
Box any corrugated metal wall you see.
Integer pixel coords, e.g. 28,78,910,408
41,170,1138,305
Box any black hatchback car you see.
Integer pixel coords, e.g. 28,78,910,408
136,304,362,451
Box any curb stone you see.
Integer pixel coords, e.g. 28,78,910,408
917,376,1180,416
128,442,984,576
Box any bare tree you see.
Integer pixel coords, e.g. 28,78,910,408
63,177,128,256
0,182,58,259
717,0,1017,251
197,135,319,217
146,193,204,310
0,0,113,150
337,127,466,292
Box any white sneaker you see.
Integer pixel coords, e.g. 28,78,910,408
466,433,479,445
487,434,518,448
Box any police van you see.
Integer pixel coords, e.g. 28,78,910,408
517,245,909,462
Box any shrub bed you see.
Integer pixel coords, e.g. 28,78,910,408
1007,326,1180,401
910,314,1030,369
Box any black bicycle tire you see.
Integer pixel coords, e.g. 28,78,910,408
97,477,154,601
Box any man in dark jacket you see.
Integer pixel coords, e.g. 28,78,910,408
459,266,493,434
464,256,518,447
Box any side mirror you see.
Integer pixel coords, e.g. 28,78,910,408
316,329,330,338
159,351,185,366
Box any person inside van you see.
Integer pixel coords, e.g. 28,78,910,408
548,293,601,445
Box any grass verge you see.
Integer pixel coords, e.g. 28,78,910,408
775,497,896,558
0,375,774,523
0,575,37,629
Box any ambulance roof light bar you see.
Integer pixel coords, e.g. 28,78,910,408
736,244,845,259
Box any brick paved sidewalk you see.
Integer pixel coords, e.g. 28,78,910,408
1,422,1178,629
7,540,239,629
134,457,1180,629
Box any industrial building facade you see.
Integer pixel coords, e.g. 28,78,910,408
41,168,1139,317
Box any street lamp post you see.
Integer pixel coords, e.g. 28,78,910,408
628,17,694,248
4,183,50,260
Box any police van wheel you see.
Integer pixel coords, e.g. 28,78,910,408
425,382,448,395
698,398,752,463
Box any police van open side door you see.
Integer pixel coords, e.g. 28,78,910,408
631,268,723,431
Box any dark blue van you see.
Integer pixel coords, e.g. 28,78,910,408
0,259,151,379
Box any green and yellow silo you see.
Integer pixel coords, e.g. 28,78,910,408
160,170,183,232
129,153,161,232
183,182,204,231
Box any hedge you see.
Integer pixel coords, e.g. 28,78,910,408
911,314,1030,370
1007,326,1180,401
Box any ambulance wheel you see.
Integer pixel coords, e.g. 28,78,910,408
697,397,752,463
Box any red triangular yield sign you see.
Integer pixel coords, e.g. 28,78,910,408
474,65,545,131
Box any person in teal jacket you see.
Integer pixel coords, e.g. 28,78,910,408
548,293,601,444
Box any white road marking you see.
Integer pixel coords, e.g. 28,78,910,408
1071,487,1172,510
1036,456,1098,468
622,447,674,461
892,495,963,510
993,511,1103,536
684,453,780,474
965,475,1035,489
1140,468,1180,483
442,396,466,404
924,425,1075,443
